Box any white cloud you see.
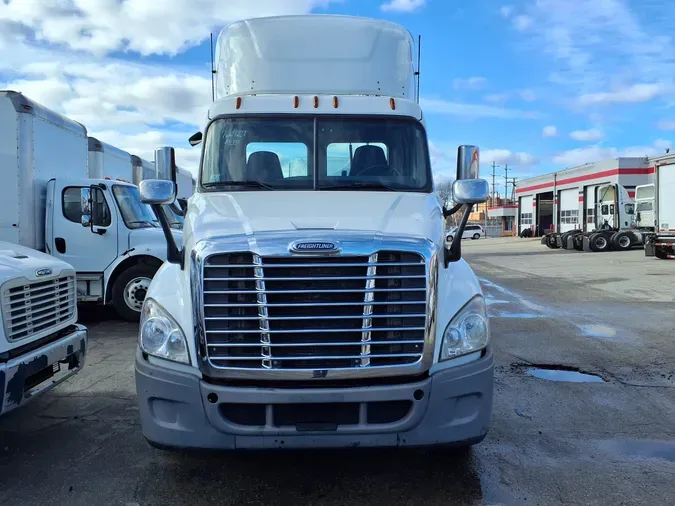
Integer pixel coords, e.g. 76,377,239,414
513,15,533,31
578,83,672,105
553,139,672,166
482,149,538,168
0,0,340,56
453,77,488,90
542,125,557,137
380,0,425,12
657,119,675,131
421,98,539,119
570,128,604,141
511,0,675,101
500,5,514,18
519,89,536,102
484,94,509,104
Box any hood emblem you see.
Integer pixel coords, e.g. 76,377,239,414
289,240,340,254
35,268,53,277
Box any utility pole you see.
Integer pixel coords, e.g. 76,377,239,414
491,162,498,206
504,164,510,202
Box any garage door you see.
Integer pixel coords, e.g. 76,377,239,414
558,188,579,233
519,195,534,232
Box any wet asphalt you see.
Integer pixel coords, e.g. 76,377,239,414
1,238,674,506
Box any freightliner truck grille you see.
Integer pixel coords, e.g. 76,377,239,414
202,252,427,370
2,276,76,341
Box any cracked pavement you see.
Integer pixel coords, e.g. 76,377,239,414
1,238,674,505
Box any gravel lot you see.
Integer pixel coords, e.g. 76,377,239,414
1,237,674,506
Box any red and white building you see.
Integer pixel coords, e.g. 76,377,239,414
515,157,654,235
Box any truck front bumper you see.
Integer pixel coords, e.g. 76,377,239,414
135,347,493,450
1,324,87,416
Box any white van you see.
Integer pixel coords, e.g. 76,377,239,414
447,224,485,241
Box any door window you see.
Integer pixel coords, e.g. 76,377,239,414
62,186,111,227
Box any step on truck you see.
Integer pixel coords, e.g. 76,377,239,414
133,14,493,451
543,182,650,252
644,156,675,259
0,90,182,321
0,241,87,417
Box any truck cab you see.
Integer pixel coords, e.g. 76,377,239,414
133,14,492,451
0,241,87,416
47,178,182,320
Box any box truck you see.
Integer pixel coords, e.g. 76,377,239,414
0,90,182,321
133,15,493,451
644,156,675,259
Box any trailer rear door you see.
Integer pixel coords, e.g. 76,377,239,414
657,163,675,234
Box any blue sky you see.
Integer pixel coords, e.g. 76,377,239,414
1,0,673,185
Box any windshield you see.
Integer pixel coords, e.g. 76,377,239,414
200,116,431,192
112,185,160,229
159,205,184,229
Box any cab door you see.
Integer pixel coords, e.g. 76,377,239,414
49,180,119,273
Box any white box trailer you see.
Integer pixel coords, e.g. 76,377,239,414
644,159,675,259
1,90,180,321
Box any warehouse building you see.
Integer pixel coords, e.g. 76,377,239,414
515,157,654,235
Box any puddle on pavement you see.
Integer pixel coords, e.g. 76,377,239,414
491,311,543,319
578,324,617,339
599,440,675,463
526,367,605,383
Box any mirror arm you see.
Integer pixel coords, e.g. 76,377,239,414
444,204,473,267
168,201,185,217
151,204,183,267
443,203,462,219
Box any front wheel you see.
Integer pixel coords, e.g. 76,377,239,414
112,264,158,322
472,233,480,240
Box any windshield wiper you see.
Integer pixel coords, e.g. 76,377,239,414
128,220,159,227
321,181,400,191
203,180,275,190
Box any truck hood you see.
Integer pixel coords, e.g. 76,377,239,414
128,227,183,252
184,191,444,249
0,241,75,286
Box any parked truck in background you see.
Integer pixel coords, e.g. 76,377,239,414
133,14,493,451
644,157,675,259
0,90,182,321
543,182,648,252
0,241,87,417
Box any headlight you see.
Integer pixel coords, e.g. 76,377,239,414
440,295,490,361
139,298,190,364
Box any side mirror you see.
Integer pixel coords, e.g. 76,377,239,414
452,179,490,204
139,179,176,205
80,187,92,228
456,145,480,180
155,146,177,184
188,131,203,147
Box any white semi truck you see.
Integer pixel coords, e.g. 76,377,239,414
0,242,87,417
133,15,492,451
543,183,649,252
0,90,181,321
643,157,675,259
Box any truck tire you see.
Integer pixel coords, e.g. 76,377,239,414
612,232,633,251
589,233,610,252
112,263,158,322
560,232,573,249
546,234,560,249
